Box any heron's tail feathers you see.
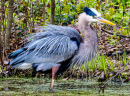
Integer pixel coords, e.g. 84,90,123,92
14,63,33,70
8,48,25,59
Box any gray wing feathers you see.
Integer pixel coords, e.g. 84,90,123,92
30,35,78,63
10,35,78,66
10,25,82,67
29,25,83,43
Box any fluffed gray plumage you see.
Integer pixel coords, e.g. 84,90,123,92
10,18,98,72
9,22,98,70
9,25,84,69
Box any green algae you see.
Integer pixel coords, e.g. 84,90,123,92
0,77,130,96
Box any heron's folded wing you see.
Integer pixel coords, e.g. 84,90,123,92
10,35,79,67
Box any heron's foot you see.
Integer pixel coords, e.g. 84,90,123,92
49,88,53,93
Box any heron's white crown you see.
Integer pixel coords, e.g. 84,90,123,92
89,8,101,17
78,12,99,26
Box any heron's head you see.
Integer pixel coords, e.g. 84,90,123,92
78,7,115,26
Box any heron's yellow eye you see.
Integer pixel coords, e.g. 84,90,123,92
92,16,96,19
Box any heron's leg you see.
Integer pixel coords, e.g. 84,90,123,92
49,66,59,93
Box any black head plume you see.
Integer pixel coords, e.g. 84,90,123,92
79,7,97,16
83,7,97,16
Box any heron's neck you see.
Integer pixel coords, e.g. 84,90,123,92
79,23,97,41
78,13,97,41
71,23,98,67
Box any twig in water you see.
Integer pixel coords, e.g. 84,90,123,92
102,59,130,87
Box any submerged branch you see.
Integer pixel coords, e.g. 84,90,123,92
102,59,130,87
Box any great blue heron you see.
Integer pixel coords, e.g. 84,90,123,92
8,7,115,92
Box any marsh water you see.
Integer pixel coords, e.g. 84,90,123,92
0,77,130,96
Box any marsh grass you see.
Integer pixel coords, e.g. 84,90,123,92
80,53,110,74
78,50,129,80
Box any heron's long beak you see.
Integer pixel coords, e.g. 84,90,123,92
97,17,115,25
